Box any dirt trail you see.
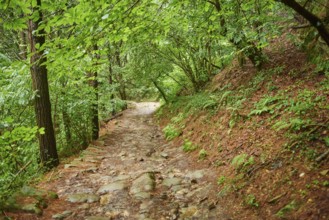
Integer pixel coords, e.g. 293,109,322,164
11,102,230,220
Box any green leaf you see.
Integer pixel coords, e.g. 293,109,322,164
39,127,45,135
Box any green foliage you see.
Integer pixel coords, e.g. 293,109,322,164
163,124,181,141
217,176,226,185
249,95,283,116
198,149,208,160
185,93,219,112
182,139,198,152
276,200,298,218
244,194,259,208
231,154,255,171
324,137,329,147
272,118,313,132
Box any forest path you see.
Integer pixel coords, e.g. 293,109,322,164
14,102,229,220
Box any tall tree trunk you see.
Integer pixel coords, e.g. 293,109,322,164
89,44,99,140
27,0,59,169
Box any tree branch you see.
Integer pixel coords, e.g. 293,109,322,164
278,0,329,46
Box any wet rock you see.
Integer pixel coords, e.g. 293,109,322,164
130,172,155,199
162,177,182,187
97,181,127,195
52,210,73,219
66,193,100,203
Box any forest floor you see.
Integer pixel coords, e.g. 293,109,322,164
4,102,231,220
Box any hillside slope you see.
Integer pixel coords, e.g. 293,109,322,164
158,38,329,219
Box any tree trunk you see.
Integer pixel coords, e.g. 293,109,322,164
27,0,59,169
152,80,168,103
89,44,99,140
279,0,329,47
19,30,27,60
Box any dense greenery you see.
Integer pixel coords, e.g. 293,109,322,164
0,0,328,207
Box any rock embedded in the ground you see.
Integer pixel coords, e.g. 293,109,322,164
100,194,112,205
186,170,205,179
52,210,73,219
139,200,154,213
180,206,199,218
130,172,155,199
66,193,100,203
97,181,128,195
112,174,130,182
77,203,90,210
162,177,182,188
160,152,169,159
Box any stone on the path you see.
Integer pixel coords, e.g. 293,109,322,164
82,166,98,173
105,210,129,219
66,193,100,203
78,203,90,210
100,194,112,205
160,152,169,159
180,206,199,218
97,181,128,195
139,200,154,213
186,184,213,199
186,170,206,179
52,210,73,219
112,174,130,182
130,172,155,199
162,177,182,187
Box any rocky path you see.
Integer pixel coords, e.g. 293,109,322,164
8,102,229,220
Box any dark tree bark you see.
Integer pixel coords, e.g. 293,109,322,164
27,0,59,169
278,0,329,47
89,44,99,140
